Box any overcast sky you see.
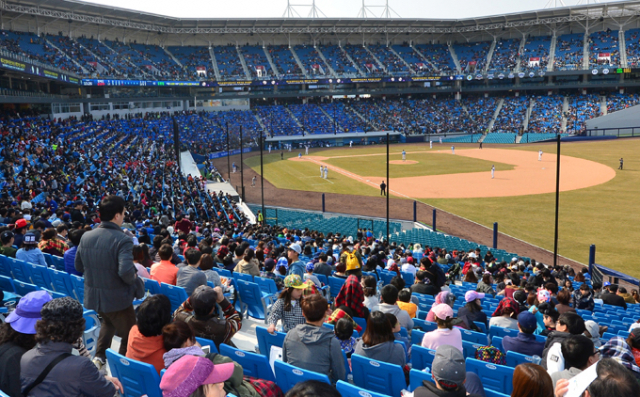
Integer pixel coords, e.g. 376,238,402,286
80,0,622,19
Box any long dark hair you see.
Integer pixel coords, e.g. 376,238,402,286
0,323,37,350
362,311,395,347
279,287,299,311
465,299,482,313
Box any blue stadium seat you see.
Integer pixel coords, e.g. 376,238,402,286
460,329,488,345
401,272,414,286
0,275,16,294
336,380,391,397
274,360,331,394
462,340,484,359
411,329,426,346
411,345,436,370
354,316,367,333
83,310,100,357
505,351,538,367
484,389,511,397
233,272,253,283
160,283,188,312
9,259,32,283
351,354,406,397
491,337,504,353
50,256,65,271
465,357,514,395
413,319,437,332
313,273,328,285
195,337,219,354
255,276,278,295
474,322,487,333
489,326,518,342
0,255,12,278
142,278,161,295
323,323,359,338
255,326,286,360
219,344,276,382
42,288,67,299
48,268,75,297
236,280,275,320
105,349,162,397
70,274,85,304
13,280,40,296
328,276,346,299
379,271,395,286
409,368,433,392
25,264,52,290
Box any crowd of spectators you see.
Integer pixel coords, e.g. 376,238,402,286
269,45,305,78
588,29,620,67
554,34,584,70
454,41,490,73
520,36,551,73
528,95,564,134
488,39,520,72
492,97,529,133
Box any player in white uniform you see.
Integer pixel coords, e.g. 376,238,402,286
320,165,323,177
402,150,406,161
350,141,353,148
268,144,272,153
538,150,543,161
451,146,455,154
491,165,495,179
305,145,309,155
325,166,329,179
429,140,432,149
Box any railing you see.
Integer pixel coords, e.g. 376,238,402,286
583,126,640,138
0,48,82,79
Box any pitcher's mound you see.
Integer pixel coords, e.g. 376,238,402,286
390,160,418,165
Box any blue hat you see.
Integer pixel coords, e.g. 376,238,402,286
306,262,315,272
603,281,611,287
517,311,537,333
276,257,289,270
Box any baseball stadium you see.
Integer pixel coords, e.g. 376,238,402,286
0,0,640,396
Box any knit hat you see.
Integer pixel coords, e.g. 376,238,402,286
41,296,83,322
160,355,234,397
432,345,466,389
284,274,307,289
6,290,52,334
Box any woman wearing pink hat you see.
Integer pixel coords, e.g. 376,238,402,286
160,355,234,397
421,303,463,353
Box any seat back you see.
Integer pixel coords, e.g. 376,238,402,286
353,317,367,334
379,271,395,286
236,280,268,319
313,273,328,285
70,274,85,304
255,277,278,295
336,380,391,397
0,275,15,294
216,268,233,279
273,360,330,394
255,326,286,361
491,337,504,353
219,344,275,382
48,268,75,297
328,277,346,299
26,264,52,290
473,322,487,333
195,337,219,354
0,255,12,278
160,283,188,312
505,351,538,368
462,340,484,359
142,278,161,295
411,345,436,371
411,329,426,346
461,329,489,345
9,259,32,283
413,319,437,332
83,310,101,357
50,256,65,271
13,280,39,296
233,272,254,283
105,349,162,397
351,354,406,397
401,271,414,286
465,357,515,395
484,389,511,397
489,325,518,342
409,368,433,392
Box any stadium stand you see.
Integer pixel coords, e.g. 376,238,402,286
528,95,564,134
293,45,330,76
392,44,431,75
212,45,246,79
413,43,457,74
588,29,620,67
167,46,214,80
269,45,305,78
488,39,520,73
520,35,551,72
554,33,584,70
368,45,412,75
342,44,382,76
320,45,360,76
453,41,491,73
492,97,529,133
241,46,275,78
625,28,640,67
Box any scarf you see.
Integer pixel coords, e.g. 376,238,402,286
326,308,362,333
492,297,520,317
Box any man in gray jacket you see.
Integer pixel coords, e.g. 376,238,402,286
378,284,414,331
282,294,345,384
75,195,143,371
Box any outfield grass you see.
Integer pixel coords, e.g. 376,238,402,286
246,140,640,278
323,152,513,178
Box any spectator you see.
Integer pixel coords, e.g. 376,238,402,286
502,311,546,357
354,311,406,367
161,320,205,368
489,297,520,330
160,355,233,397
378,284,414,331
334,317,357,357
75,195,144,371
511,363,553,397
126,295,172,375
600,336,640,380
150,244,179,285
426,291,456,323
285,380,341,397
539,305,560,337
457,291,488,326
411,270,439,296
476,273,496,297
618,287,636,305
131,245,151,279
627,328,640,366
283,294,345,384
556,358,640,397
64,229,85,277
550,335,598,388
413,345,483,397
421,303,463,352
0,291,51,397
268,275,308,333
173,285,241,349
385,312,410,354
362,275,380,312
20,297,123,396
397,289,418,319
601,284,627,309
542,312,586,372
37,228,68,257
286,243,305,278
260,257,285,291
555,290,576,315
335,275,369,320
234,247,260,277
333,262,348,278
0,231,17,258
313,253,333,277
572,284,595,311
13,219,28,249
583,320,603,348
16,232,47,268
177,248,208,296
304,262,322,288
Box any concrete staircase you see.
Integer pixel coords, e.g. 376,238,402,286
208,47,222,81
561,96,569,132
411,45,438,72
164,47,184,68
101,40,150,78
515,36,526,73
253,113,268,133
349,103,376,130
289,46,310,78
285,107,304,129
341,46,366,76
582,32,590,70
235,46,252,79
523,98,535,132
45,37,89,75
74,40,111,75
318,105,340,130
483,40,497,73
487,98,504,132
600,95,607,116
548,34,557,72
619,30,628,67
448,44,462,74
315,46,339,78
388,46,416,74
364,45,387,73
262,46,281,77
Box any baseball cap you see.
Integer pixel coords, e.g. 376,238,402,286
603,281,611,287
305,262,315,272
160,355,234,397
464,291,485,303
6,290,52,334
432,345,466,389
432,303,453,320
630,328,640,345
276,257,289,271
284,274,307,289
189,286,218,315
1,230,14,244
288,243,301,255
517,311,537,333
537,289,550,303
23,232,37,245
15,219,27,229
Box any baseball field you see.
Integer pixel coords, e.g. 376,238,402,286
244,138,638,278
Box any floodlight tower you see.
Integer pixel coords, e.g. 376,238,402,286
544,0,567,7
283,0,327,18
357,0,401,18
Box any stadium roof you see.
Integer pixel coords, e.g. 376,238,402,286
3,0,640,34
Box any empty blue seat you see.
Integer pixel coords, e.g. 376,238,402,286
274,360,330,394
255,326,286,360
233,272,253,283
50,256,65,271
255,276,278,295
328,276,346,299
462,340,484,359
219,344,276,382
351,354,406,397
460,329,488,345
411,345,436,370
13,281,40,296
474,322,487,333
9,259,32,283
411,329,426,346
505,351,538,367
195,337,219,354
236,280,274,320
70,274,85,304
142,278,161,295
336,380,391,397
465,357,514,395
42,288,67,299
313,273,328,285
0,275,16,294
27,264,52,290
492,337,504,353
160,283,188,312
354,316,367,333
409,368,433,392
83,310,100,357
105,349,162,397
489,326,518,342
401,272,415,286
214,268,232,279
413,319,437,332
379,271,395,286
484,389,510,397
48,268,75,297
0,255,12,278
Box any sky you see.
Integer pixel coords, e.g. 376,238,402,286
80,0,622,20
